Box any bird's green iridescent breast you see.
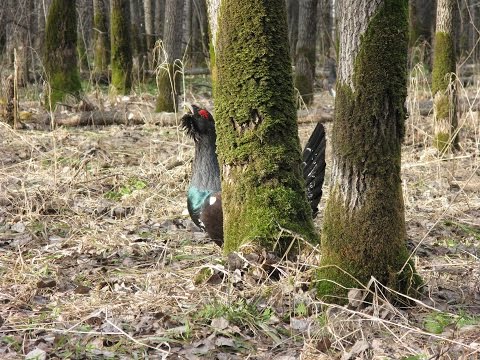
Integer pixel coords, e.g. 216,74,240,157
187,187,213,216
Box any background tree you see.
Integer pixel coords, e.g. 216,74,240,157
208,0,317,254
5,0,34,86
77,0,93,72
155,0,185,112
130,0,146,62
286,0,299,61
144,0,155,51
93,0,110,81
432,0,458,152
43,0,82,107
110,0,132,94
190,0,209,67
154,0,166,41
408,0,436,67
317,0,420,302
294,0,318,105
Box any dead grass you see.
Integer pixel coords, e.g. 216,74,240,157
0,82,479,359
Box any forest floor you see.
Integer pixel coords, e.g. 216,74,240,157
0,83,479,359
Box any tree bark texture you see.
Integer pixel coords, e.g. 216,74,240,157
155,0,185,112
110,0,132,94
5,0,32,85
43,0,82,107
144,0,155,50
93,0,110,78
209,0,317,254
154,0,166,40
432,0,458,152
190,0,209,67
318,0,420,302
294,0,318,105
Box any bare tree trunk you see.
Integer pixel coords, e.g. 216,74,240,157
155,0,185,112
144,0,155,50
294,0,318,105
191,0,209,67
286,0,299,62
154,0,165,40
5,0,31,85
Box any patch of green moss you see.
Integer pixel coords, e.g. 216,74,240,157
110,0,132,94
93,0,110,76
434,94,451,120
214,0,317,255
317,0,421,302
431,32,455,95
155,64,176,112
433,131,450,152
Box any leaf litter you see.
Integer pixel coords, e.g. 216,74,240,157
0,89,479,359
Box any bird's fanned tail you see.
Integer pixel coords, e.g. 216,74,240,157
302,122,326,217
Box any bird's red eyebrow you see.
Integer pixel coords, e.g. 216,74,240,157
198,109,210,120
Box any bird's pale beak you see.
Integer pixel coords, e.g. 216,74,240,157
183,103,194,114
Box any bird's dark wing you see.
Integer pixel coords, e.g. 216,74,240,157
302,123,326,217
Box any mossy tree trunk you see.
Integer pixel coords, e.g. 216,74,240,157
408,0,435,67
432,0,458,152
93,0,110,80
43,0,82,107
155,0,185,112
208,0,317,255
317,0,421,303
294,0,318,105
110,0,132,94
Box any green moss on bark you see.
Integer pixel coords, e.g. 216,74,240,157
110,0,132,94
432,32,455,95
215,0,317,254
93,0,110,78
43,0,82,108
317,0,421,302
155,64,176,112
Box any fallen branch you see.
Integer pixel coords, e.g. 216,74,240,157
23,108,334,130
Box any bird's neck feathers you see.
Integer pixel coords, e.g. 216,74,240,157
190,136,221,193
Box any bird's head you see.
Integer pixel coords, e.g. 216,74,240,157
181,105,216,142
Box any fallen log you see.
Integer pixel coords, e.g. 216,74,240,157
23,108,335,130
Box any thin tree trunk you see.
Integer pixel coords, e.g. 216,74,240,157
155,0,185,112
110,0,132,94
144,0,155,50
318,0,420,302
294,0,318,105
286,0,299,62
93,0,110,80
432,0,458,152
154,0,165,40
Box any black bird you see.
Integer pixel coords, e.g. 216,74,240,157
182,105,326,246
